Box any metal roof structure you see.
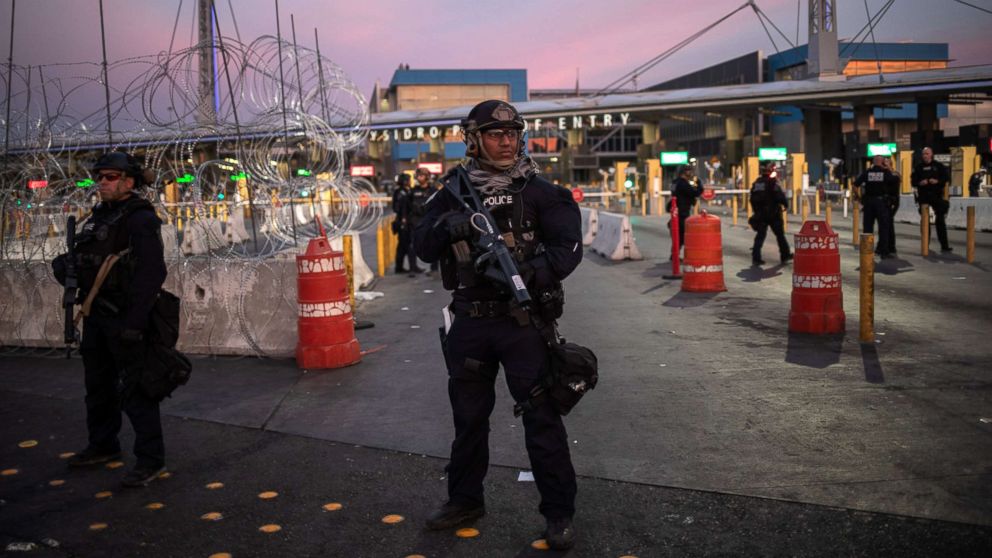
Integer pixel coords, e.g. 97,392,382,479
367,65,992,130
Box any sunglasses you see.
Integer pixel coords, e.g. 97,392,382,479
96,172,123,182
482,129,520,142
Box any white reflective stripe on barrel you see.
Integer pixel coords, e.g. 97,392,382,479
298,301,352,318
792,274,842,289
297,256,345,274
794,236,838,250
683,264,723,273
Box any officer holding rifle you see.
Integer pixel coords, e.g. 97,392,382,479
413,100,583,550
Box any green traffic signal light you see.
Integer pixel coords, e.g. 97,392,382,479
624,179,634,190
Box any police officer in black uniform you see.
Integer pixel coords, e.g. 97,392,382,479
392,173,423,275
856,155,897,259
911,147,952,253
413,100,582,550
748,162,793,265
54,152,168,487
403,167,432,276
671,164,703,255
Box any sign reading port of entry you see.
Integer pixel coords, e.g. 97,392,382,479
350,165,374,177
660,151,689,165
758,147,788,161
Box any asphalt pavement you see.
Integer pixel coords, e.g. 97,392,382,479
2,202,991,557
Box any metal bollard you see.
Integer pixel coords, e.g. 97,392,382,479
920,204,930,256
376,220,386,277
732,195,738,226
859,233,875,344
801,198,809,223
852,203,860,246
967,206,976,263
826,202,832,226
814,192,821,216
343,234,356,313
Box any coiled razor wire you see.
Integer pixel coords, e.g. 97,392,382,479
0,34,379,357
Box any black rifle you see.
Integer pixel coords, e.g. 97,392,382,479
444,167,531,310
63,215,79,357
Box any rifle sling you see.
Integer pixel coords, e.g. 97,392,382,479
74,249,130,325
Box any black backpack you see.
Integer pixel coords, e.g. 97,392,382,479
139,290,192,401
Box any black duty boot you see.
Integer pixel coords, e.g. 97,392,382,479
545,517,576,550
781,252,794,264
67,447,121,468
941,246,953,253
425,501,485,530
121,465,167,488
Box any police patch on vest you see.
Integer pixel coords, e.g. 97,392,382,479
868,172,884,181
482,194,513,208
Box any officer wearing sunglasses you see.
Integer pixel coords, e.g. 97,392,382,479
52,151,169,487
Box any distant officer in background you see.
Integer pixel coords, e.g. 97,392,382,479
670,164,703,255
969,167,986,198
855,155,896,259
748,163,792,266
53,152,169,487
413,99,582,550
392,173,422,275
882,156,902,256
911,147,952,253
407,167,433,277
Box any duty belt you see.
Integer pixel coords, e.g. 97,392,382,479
449,300,512,318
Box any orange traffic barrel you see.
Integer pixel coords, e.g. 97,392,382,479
296,230,361,369
789,220,844,334
681,211,726,293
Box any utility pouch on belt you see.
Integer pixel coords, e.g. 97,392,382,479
513,325,598,417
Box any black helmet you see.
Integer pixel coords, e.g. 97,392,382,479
92,152,145,186
460,100,525,133
396,173,411,186
678,164,694,176
761,162,777,175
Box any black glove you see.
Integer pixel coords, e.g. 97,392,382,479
441,211,473,242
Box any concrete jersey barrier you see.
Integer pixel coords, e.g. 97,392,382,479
589,211,643,261
895,195,992,231
580,207,598,246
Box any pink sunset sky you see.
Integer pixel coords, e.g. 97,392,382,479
2,0,990,100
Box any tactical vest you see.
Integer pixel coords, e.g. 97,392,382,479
442,180,544,293
407,186,431,226
74,197,155,304
861,167,888,198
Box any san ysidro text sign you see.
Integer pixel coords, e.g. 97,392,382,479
866,143,897,157
368,112,633,143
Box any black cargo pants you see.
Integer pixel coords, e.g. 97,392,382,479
440,311,576,520
80,312,165,470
